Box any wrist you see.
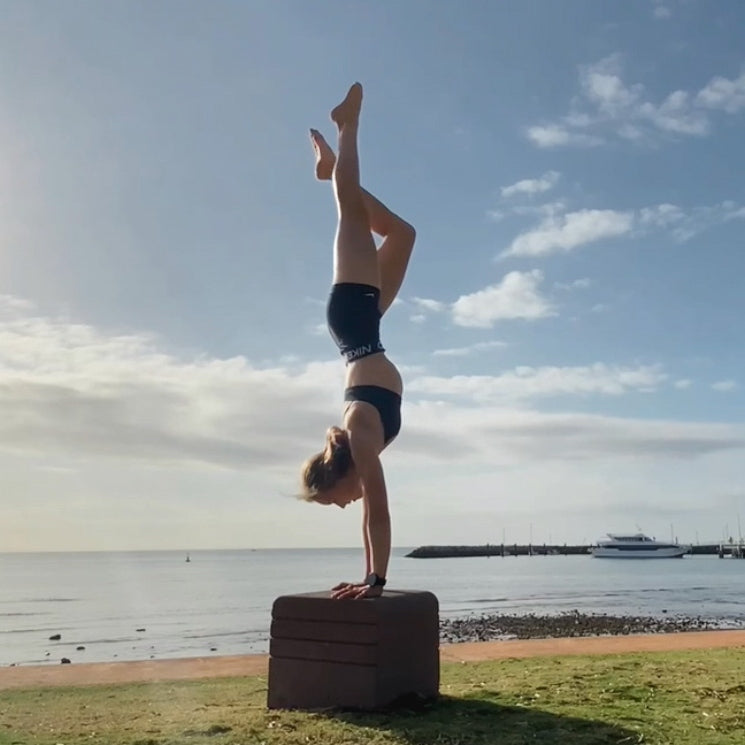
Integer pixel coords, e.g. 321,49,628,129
365,572,387,587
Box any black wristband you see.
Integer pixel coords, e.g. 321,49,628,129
365,572,387,587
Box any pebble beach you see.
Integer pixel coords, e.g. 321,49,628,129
439,610,735,644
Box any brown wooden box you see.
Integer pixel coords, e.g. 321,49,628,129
267,589,439,710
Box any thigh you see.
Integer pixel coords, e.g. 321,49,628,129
333,215,380,286
377,233,414,314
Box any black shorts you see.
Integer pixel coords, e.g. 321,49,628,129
327,283,385,363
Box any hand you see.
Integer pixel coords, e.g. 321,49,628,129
330,581,383,600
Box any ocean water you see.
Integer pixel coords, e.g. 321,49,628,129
1,548,744,667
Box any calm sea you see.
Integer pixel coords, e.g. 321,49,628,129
1,548,743,666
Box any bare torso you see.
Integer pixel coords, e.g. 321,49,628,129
342,352,402,452
344,352,402,394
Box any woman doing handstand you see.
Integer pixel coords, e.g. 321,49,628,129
300,83,416,600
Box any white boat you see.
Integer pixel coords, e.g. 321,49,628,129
591,533,689,559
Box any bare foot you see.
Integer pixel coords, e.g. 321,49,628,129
331,82,363,130
309,129,336,180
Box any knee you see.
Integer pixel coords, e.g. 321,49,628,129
396,219,416,248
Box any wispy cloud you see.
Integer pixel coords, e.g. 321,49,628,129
526,125,602,148
411,297,448,313
527,55,745,148
697,72,745,114
0,295,343,471
401,401,745,465
497,199,744,259
451,270,556,328
640,200,745,241
432,340,506,357
652,1,673,20
712,380,738,392
555,278,592,291
408,363,668,402
502,209,634,258
501,171,560,198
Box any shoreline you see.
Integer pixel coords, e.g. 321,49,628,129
3,610,743,672
2,627,745,691
439,609,740,643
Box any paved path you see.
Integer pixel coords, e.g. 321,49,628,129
2,629,744,691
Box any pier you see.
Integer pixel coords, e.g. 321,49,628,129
405,543,732,559
718,542,745,559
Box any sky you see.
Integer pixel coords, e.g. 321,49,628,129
1,0,744,552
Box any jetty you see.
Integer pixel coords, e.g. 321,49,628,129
718,542,745,559
405,543,729,559
406,544,589,558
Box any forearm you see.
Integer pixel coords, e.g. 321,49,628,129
366,514,391,578
362,514,372,576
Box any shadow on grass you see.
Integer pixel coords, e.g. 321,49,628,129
321,694,640,745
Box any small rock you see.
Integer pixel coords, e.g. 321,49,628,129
210,647,217,652
136,628,146,632
76,646,85,651
49,634,61,641
61,657,71,664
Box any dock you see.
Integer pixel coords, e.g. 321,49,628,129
405,544,732,559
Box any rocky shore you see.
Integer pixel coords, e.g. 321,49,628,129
439,610,733,644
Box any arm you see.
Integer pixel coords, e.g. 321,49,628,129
362,497,372,577
331,435,391,600
358,452,391,579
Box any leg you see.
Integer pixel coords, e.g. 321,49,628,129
329,84,379,289
311,127,416,315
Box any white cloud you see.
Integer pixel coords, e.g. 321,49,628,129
554,278,592,291
432,340,506,357
503,209,634,258
696,72,745,114
451,270,555,328
501,171,560,198
640,201,745,242
2,295,744,551
0,294,36,314
527,125,603,148
653,4,672,20
0,296,344,471
674,379,693,390
398,400,745,465
712,380,738,392
527,56,745,148
411,297,447,313
410,313,427,324
498,200,743,260
408,363,668,403
639,203,686,228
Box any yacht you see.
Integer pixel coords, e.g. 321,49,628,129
591,533,689,559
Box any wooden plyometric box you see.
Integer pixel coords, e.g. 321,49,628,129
267,589,439,710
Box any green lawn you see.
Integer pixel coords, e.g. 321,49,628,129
2,648,744,745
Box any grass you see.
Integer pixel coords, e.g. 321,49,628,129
1,649,744,745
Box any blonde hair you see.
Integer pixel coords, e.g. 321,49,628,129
299,427,353,502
